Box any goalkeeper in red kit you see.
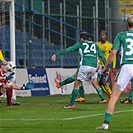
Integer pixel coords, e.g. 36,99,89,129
0,62,34,106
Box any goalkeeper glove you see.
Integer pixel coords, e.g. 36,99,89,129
6,72,15,80
23,81,35,90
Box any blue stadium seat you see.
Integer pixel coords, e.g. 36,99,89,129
16,32,21,38
16,38,23,43
5,43,10,50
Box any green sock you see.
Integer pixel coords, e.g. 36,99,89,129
128,87,133,101
97,88,105,100
60,76,75,87
104,111,113,124
79,85,84,98
70,89,79,106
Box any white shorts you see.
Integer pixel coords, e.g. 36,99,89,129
91,66,102,80
77,65,96,82
116,64,133,91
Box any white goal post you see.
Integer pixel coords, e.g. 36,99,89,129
0,0,14,1
0,0,16,65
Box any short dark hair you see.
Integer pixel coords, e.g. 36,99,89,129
127,16,133,28
100,30,108,35
80,32,89,40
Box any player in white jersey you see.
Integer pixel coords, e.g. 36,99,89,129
97,15,133,130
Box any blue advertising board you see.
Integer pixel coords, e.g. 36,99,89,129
27,68,50,96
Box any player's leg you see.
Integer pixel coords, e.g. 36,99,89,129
64,66,96,108
100,85,108,94
6,86,13,106
79,85,84,98
101,83,112,99
12,89,16,101
91,68,107,103
120,81,133,104
64,80,81,108
55,75,85,102
12,89,20,105
99,64,112,98
54,68,86,102
92,79,107,103
99,73,112,99
54,75,75,89
0,87,7,103
75,84,86,102
97,65,132,130
60,76,75,87
97,82,122,130
0,84,13,106
4,82,23,106
75,66,86,102
55,67,79,89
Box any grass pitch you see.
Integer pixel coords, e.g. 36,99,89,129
0,94,133,133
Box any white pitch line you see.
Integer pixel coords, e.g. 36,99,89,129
0,109,132,121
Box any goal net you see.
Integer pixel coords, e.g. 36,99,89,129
0,0,15,64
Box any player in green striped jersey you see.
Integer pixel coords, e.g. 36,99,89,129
97,15,133,130
51,32,106,108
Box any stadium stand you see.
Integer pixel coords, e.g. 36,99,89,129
1,25,79,68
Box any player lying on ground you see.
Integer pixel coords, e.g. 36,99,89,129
0,61,34,106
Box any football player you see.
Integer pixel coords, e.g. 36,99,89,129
96,30,116,100
0,61,34,106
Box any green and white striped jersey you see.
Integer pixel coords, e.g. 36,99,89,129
113,30,133,65
54,40,106,67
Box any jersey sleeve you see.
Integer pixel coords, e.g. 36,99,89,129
0,50,5,61
113,33,122,50
54,42,80,56
109,43,116,68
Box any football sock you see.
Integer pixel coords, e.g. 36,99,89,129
6,86,13,106
60,76,75,87
128,87,133,101
70,88,79,106
104,111,113,124
79,85,84,98
97,88,105,100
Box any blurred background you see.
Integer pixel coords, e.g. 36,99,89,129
0,0,132,68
